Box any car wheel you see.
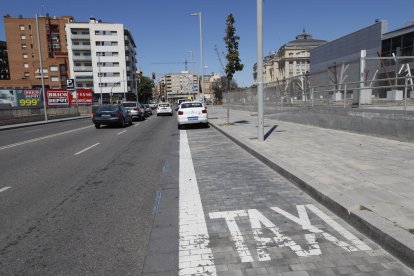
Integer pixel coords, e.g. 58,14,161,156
178,124,182,130
120,118,125,128
95,124,100,129
129,119,133,126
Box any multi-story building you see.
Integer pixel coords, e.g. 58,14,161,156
156,71,199,102
0,15,73,88
202,72,221,101
0,41,9,80
254,31,326,84
66,18,137,102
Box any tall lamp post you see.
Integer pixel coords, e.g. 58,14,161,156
191,12,204,103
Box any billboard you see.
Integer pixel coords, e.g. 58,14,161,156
0,89,42,107
70,89,93,105
46,89,71,106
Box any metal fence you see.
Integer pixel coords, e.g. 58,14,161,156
0,106,92,125
224,75,414,113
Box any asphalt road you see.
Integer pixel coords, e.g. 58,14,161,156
0,113,412,275
0,114,179,275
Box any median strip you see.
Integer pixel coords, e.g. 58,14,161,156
74,143,100,156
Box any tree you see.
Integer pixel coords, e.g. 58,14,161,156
137,76,153,103
224,13,243,123
224,14,244,83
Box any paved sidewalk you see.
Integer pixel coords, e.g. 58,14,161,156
0,115,91,131
207,106,414,267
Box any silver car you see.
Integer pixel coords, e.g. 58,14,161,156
122,101,145,121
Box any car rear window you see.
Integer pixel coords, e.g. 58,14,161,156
159,104,170,107
122,102,136,107
97,105,118,112
181,103,203,108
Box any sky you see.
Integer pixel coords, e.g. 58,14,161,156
1,0,414,87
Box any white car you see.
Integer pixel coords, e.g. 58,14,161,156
177,101,208,129
156,103,173,116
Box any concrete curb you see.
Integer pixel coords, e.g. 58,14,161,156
209,121,414,270
0,116,91,131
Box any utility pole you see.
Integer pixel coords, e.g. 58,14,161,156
35,14,48,122
257,0,264,141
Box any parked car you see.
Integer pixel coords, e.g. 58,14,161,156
157,103,173,116
149,102,157,109
122,101,145,121
144,104,153,115
177,101,208,129
92,104,133,128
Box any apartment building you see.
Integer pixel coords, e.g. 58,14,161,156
0,15,73,88
158,71,199,101
66,18,137,102
254,31,326,84
0,41,9,80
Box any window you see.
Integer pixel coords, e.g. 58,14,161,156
22,53,28,59
24,63,29,68
51,76,59,82
21,35,26,40
19,25,25,31
50,66,58,71
24,72,30,77
22,44,27,49
111,41,118,46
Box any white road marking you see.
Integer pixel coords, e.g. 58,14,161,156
117,130,127,135
209,210,254,262
0,125,93,151
210,205,371,262
133,123,140,127
74,143,100,156
0,186,11,193
179,130,216,276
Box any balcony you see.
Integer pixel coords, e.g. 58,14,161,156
73,55,92,61
71,34,90,40
73,66,93,72
71,45,91,50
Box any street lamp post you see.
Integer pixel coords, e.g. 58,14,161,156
257,0,264,141
191,12,204,103
35,14,48,122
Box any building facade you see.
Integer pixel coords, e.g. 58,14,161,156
0,41,9,80
254,32,326,84
0,15,73,89
156,71,199,102
66,18,137,102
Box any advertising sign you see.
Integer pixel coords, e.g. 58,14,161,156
46,89,71,106
16,89,42,107
70,89,93,105
0,89,43,107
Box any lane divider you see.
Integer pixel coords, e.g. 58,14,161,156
117,130,127,135
0,125,93,151
178,130,217,275
74,143,100,156
0,186,11,193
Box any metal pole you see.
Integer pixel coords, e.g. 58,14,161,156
344,84,347,108
359,50,366,109
404,77,408,112
35,14,47,122
199,12,205,103
257,0,264,141
98,53,103,105
311,88,314,107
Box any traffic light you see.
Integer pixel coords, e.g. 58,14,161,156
152,72,156,80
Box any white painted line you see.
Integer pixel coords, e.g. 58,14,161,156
179,130,216,276
117,130,127,135
0,186,11,193
0,125,93,151
133,123,140,127
74,143,100,156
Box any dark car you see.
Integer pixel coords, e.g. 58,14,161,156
92,104,133,128
144,104,153,115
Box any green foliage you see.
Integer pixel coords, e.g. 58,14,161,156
224,14,244,81
137,76,153,103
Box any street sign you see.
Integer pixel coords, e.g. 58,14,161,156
66,79,75,89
